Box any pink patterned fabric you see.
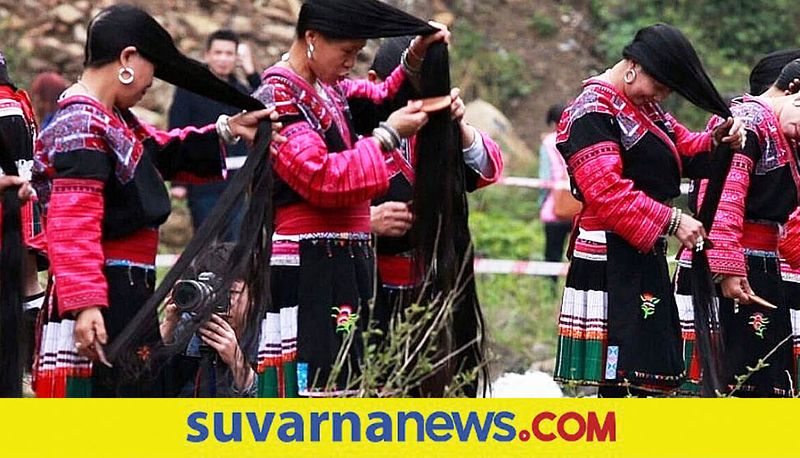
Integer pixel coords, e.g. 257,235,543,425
46,178,108,316
35,95,223,198
782,207,800,269
568,141,671,252
703,153,752,276
256,67,395,228
693,96,800,275
274,123,389,208
540,131,569,223
473,131,504,188
664,112,713,155
339,65,406,104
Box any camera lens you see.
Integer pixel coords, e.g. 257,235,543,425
173,280,204,312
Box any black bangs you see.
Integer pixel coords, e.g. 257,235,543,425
749,49,800,95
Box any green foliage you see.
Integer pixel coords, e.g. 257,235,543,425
450,21,535,111
528,11,559,39
590,0,800,129
478,274,561,373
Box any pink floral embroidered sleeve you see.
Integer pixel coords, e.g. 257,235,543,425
665,113,714,156
339,66,407,104
568,139,672,252
703,141,757,277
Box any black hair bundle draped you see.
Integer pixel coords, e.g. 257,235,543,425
0,156,23,397
412,41,488,397
625,23,733,397
106,120,273,381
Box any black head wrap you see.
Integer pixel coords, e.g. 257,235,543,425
85,4,261,111
775,59,800,93
622,23,730,118
297,0,436,39
749,49,800,95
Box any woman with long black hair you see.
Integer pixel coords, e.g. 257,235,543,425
252,0,483,397
676,56,800,397
554,24,743,397
32,4,275,397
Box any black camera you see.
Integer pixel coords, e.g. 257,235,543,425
171,272,229,358
172,272,229,316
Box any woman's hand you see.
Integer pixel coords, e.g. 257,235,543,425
386,100,429,138
227,108,283,144
712,117,746,150
370,201,413,237
720,275,754,305
406,21,451,68
450,87,466,122
74,306,111,367
673,213,707,251
0,176,33,202
159,302,181,343
198,314,241,369
412,21,451,52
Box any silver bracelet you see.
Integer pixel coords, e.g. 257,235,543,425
378,122,401,147
216,114,241,145
401,48,422,76
372,126,398,152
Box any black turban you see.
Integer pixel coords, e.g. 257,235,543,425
297,0,436,39
622,23,730,118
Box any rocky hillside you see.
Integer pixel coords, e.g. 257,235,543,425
1,0,600,164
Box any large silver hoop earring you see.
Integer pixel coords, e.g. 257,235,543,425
118,66,135,85
306,43,315,60
623,68,637,84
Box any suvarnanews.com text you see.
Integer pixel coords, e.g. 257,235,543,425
186,410,617,443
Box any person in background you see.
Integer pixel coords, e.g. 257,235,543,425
29,72,69,129
538,103,571,283
168,29,262,237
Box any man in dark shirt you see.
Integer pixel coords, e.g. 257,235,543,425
168,29,261,238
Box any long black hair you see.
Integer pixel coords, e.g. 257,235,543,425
626,24,733,396
0,50,26,397
0,160,23,398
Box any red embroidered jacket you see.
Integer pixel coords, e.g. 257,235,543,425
253,66,409,235
694,96,800,277
34,95,226,317
556,78,713,253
